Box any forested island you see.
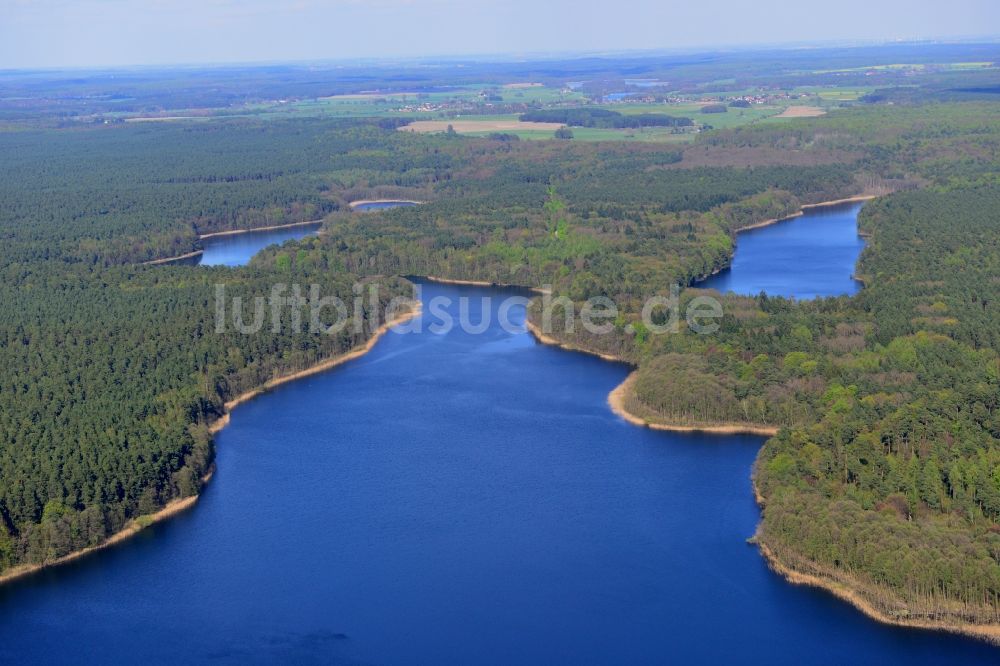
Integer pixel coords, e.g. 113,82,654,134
1,46,1000,645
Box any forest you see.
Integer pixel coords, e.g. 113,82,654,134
1,80,1000,635
0,259,410,566
0,119,425,568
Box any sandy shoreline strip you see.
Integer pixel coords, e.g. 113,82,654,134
142,219,325,264
607,371,780,435
0,468,215,586
348,199,424,208
198,219,323,240
735,211,804,233
143,249,204,266
757,540,1000,644
524,319,624,362
801,194,877,209
524,312,778,434
0,304,420,588
732,194,877,234
423,275,550,295
211,303,421,431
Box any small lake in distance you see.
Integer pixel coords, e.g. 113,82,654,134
196,201,421,266
700,201,866,299
198,224,322,267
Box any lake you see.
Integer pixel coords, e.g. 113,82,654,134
700,201,866,299
198,224,322,267
1,204,995,664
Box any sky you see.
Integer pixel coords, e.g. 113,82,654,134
1,0,998,69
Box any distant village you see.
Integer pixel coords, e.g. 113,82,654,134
380,87,814,118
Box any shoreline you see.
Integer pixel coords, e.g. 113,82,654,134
142,220,325,265
142,249,204,266
0,304,420,589
608,371,780,436
210,303,421,431
754,477,1000,644
0,468,215,587
756,540,1000,645
801,194,878,209
693,193,878,286
197,219,323,240
425,275,550,295
524,318,780,435
525,319,625,362
731,194,877,234
692,194,878,284
348,198,424,208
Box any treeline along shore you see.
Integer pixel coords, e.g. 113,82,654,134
0,301,419,586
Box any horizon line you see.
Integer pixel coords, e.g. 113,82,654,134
2,34,999,75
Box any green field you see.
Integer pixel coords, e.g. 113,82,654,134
243,84,587,121
81,53,996,143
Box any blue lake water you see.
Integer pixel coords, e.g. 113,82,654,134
198,224,322,267
700,201,866,299
2,207,997,664
352,201,419,212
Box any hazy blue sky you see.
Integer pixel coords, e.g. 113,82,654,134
2,0,998,69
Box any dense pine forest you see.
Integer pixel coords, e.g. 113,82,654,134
2,79,1000,636
0,120,426,568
